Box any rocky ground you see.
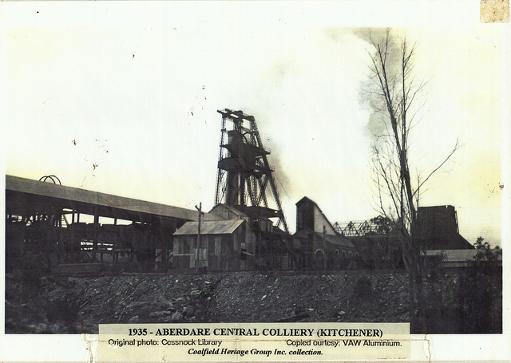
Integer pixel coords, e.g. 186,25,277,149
5,269,501,334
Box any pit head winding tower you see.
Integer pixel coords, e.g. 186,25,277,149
215,109,288,233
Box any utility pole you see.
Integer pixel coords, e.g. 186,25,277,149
195,202,204,272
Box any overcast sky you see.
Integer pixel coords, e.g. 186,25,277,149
1,3,508,245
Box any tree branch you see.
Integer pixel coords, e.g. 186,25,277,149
412,140,459,197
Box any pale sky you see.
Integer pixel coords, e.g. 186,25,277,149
0,3,508,245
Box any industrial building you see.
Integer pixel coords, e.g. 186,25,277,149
4,109,479,274
173,109,295,271
5,174,215,273
334,205,475,269
293,197,358,270
173,204,293,271
416,205,474,250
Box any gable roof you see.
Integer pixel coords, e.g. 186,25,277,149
174,219,244,236
296,196,340,235
208,204,248,219
296,196,314,206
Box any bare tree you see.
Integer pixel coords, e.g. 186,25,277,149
364,29,458,330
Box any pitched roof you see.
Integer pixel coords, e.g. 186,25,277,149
296,196,313,205
296,196,340,235
6,175,213,222
174,219,244,236
208,204,248,219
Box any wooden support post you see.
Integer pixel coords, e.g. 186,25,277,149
93,213,99,261
195,203,205,272
162,233,169,270
158,220,168,272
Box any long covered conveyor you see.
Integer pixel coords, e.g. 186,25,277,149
5,175,212,273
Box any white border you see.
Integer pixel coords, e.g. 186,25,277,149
0,1,509,362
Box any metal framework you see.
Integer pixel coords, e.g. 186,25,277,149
5,175,196,272
334,216,392,237
214,109,288,233
38,175,62,185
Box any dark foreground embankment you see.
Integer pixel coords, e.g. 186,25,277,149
5,269,501,334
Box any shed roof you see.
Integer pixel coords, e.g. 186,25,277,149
174,219,244,236
294,229,355,249
315,232,355,249
424,249,479,262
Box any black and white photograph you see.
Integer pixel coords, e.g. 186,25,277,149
1,1,510,362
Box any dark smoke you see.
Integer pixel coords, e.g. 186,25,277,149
352,28,404,144
264,138,292,197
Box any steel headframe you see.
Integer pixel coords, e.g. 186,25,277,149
214,109,288,233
